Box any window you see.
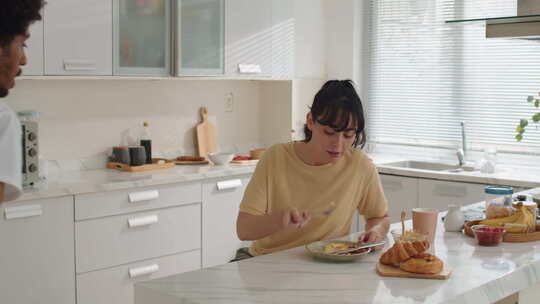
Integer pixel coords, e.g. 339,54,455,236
367,0,540,153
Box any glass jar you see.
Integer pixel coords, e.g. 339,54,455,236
485,186,513,219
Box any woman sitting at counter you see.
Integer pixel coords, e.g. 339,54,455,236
235,80,390,259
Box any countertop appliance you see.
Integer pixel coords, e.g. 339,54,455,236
18,111,39,187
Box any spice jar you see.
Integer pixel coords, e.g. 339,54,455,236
485,186,513,219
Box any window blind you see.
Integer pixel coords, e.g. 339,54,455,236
367,0,540,153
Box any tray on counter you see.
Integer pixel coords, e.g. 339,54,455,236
106,159,175,172
463,220,540,242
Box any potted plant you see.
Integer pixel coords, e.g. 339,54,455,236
515,93,540,141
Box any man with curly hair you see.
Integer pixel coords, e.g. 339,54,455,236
0,0,45,203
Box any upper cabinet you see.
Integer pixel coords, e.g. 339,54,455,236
177,0,225,76
225,0,294,79
225,0,272,77
114,0,171,76
31,0,293,78
44,0,113,75
23,18,44,76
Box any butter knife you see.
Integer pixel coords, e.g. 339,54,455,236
332,240,385,255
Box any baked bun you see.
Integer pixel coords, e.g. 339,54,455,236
379,240,430,265
399,253,443,274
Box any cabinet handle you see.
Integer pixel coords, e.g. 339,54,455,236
217,179,242,190
434,186,467,197
129,264,159,278
63,60,97,71
382,180,403,191
128,190,159,203
128,215,159,228
238,63,261,74
4,204,42,220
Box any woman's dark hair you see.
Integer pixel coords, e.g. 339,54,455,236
303,79,366,148
0,0,45,48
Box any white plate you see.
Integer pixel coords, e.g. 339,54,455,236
305,240,372,262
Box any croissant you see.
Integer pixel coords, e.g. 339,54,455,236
379,240,430,265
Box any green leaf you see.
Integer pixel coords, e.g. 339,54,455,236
535,100,540,108
528,96,535,102
516,134,523,141
520,119,529,128
534,113,540,122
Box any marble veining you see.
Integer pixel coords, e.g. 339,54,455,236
135,205,540,304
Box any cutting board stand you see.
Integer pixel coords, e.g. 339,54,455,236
376,262,451,280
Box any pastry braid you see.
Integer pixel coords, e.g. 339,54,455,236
379,240,430,265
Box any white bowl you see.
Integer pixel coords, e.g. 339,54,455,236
208,153,234,165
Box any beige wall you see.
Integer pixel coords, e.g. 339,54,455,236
5,79,290,161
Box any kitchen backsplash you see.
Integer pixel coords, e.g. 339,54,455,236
5,79,292,165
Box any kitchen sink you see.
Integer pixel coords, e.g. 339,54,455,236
381,160,476,172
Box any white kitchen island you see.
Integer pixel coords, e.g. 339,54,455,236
135,204,540,304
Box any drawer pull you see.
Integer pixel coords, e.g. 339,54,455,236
4,204,42,220
128,215,159,228
128,190,159,203
217,179,242,190
129,264,159,278
63,59,97,71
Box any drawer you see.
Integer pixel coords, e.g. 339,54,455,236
76,203,201,273
77,250,201,304
75,181,201,220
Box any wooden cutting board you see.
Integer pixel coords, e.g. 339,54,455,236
376,262,452,280
195,107,217,158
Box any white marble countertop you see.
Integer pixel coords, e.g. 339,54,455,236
18,164,257,202
135,201,540,304
19,152,540,202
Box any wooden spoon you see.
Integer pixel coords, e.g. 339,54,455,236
401,211,406,236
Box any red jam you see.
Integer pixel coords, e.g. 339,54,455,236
473,226,505,246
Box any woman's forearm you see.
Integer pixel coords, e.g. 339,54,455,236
236,212,282,241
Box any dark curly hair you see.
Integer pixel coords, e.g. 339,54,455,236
303,80,367,148
0,0,45,48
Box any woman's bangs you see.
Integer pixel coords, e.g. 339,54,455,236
316,102,358,132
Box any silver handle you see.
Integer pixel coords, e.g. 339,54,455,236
129,264,159,278
4,204,42,220
63,59,97,71
217,179,242,190
128,190,159,203
128,215,159,228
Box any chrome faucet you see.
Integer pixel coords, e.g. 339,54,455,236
456,121,466,166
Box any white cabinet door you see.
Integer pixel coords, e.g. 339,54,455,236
23,19,44,76
0,197,75,304
177,0,224,76
419,179,486,211
225,0,272,77
77,249,200,304
380,174,419,223
44,0,112,75
113,0,171,76
202,175,250,268
270,0,294,79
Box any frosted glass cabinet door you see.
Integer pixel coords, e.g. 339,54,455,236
177,0,224,76
114,0,171,76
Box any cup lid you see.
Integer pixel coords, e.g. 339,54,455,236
485,185,513,195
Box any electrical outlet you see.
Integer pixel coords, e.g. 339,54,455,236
225,93,234,112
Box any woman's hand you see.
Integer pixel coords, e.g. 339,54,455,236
277,208,311,231
357,215,390,251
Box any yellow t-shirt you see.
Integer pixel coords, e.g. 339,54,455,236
239,142,388,256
